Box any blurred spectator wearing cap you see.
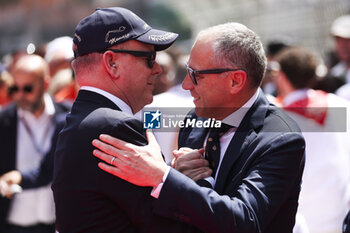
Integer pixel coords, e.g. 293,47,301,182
314,14,350,94
272,46,350,233
44,36,79,103
325,15,350,99
45,36,74,77
330,15,350,83
52,7,200,233
0,54,71,233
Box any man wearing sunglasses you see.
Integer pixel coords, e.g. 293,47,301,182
92,22,306,233
52,7,202,233
0,54,71,233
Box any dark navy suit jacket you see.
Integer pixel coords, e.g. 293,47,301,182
0,98,70,231
152,91,306,233
52,90,198,233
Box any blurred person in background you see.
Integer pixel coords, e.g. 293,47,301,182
329,15,350,97
262,39,291,97
4,51,27,75
0,64,13,108
44,36,79,103
312,15,350,94
273,46,350,233
152,50,176,95
44,36,74,78
152,53,193,103
0,54,70,233
141,52,194,162
330,15,350,84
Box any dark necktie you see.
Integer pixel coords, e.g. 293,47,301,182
205,123,232,178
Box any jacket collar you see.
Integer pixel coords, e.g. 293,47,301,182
75,90,122,112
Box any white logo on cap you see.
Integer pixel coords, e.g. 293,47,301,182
149,33,176,42
105,26,127,44
74,33,82,42
108,34,130,45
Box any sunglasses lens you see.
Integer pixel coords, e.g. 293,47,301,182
147,59,155,68
185,64,197,85
8,85,33,95
190,72,197,85
23,85,33,93
8,86,19,95
186,69,197,85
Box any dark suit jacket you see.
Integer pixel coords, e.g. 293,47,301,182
0,98,71,231
344,210,350,233
152,91,306,233
52,90,198,233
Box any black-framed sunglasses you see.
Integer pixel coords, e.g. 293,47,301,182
185,62,245,85
101,49,156,69
8,84,34,95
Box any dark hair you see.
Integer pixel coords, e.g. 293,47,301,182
275,47,319,89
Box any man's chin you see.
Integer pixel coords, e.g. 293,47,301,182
146,95,153,105
18,104,31,111
194,107,210,118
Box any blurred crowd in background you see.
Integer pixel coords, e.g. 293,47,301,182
0,0,350,233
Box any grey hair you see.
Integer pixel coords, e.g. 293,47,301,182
197,22,267,88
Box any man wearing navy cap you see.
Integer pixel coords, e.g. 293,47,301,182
52,7,197,233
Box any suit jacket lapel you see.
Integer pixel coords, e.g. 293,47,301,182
178,113,210,149
215,90,269,193
185,125,209,149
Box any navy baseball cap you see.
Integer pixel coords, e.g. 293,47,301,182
73,7,179,58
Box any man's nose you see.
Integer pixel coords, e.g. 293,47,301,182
152,62,162,76
182,74,194,90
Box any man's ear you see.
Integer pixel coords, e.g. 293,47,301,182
102,51,119,79
42,72,51,91
229,70,247,94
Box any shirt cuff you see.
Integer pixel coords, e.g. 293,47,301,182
150,165,171,199
204,176,215,187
